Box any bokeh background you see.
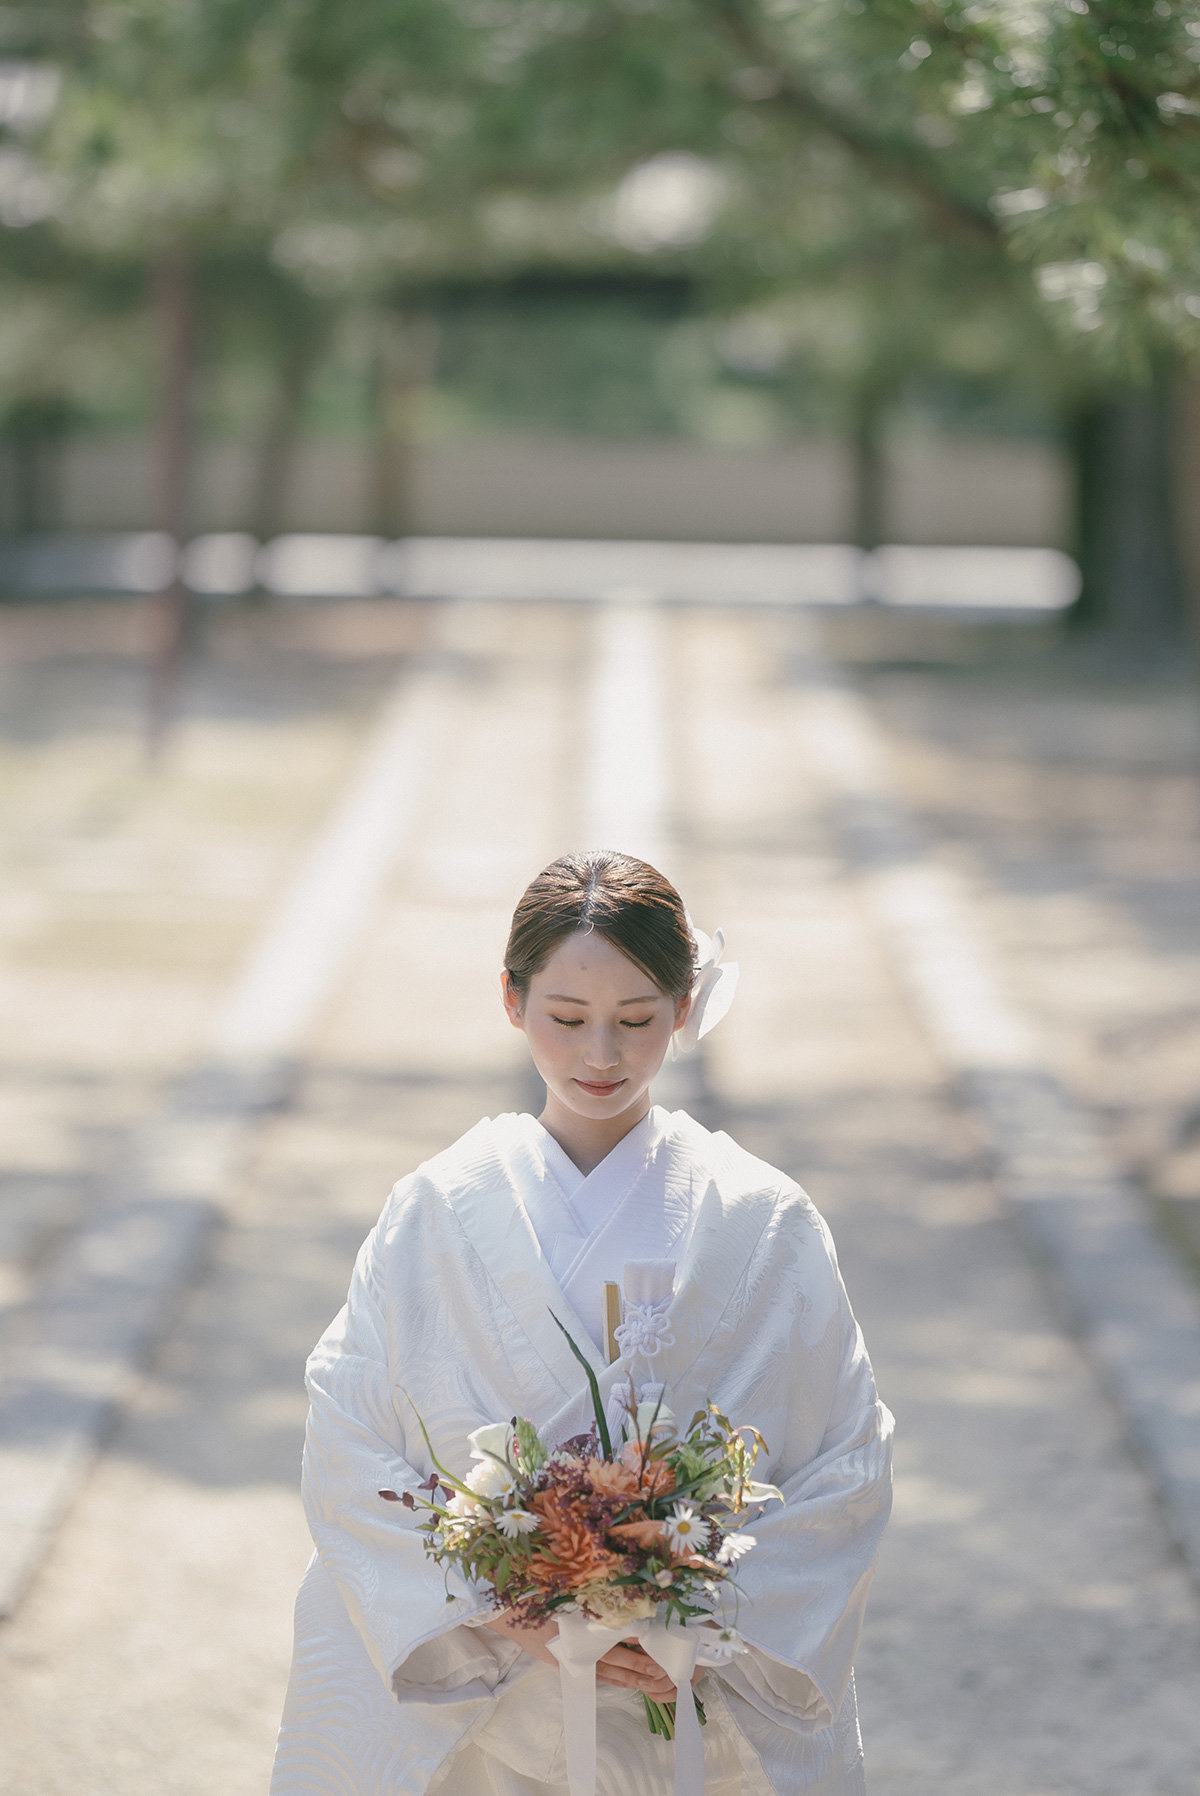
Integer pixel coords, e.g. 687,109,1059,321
1,4,1200,1794
0,0,1196,626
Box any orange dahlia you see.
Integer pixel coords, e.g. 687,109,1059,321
585,1458,642,1500
616,1442,677,1500
639,1462,677,1502
607,1518,667,1548
528,1491,616,1588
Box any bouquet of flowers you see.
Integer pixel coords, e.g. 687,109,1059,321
382,1314,782,1742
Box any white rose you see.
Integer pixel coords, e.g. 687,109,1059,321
466,1458,516,1499
634,1399,676,1439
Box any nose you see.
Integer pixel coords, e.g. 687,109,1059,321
583,1029,621,1071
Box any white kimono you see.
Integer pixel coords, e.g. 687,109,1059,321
271,1107,894,1796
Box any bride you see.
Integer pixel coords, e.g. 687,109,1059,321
271,851,893,1796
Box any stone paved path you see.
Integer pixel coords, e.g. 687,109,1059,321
1,597,1199,1795
679,608,1200,1795
0,599,424,1323
823,609,1200,1253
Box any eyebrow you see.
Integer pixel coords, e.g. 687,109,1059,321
543,993,662,1006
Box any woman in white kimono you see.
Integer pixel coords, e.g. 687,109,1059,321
272,851,893,1796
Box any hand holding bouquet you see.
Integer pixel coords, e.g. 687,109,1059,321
382,1315,782,1785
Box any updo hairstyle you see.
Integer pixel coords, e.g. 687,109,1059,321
504,852,696,1006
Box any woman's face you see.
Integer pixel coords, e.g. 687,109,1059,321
503,931,690,1123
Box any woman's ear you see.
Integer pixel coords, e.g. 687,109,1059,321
500,970,526,1032
673,990,694,1034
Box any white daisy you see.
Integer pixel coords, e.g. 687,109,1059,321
716,1531,756,1565
700,1626,746,1664
664,1504,704,1554
496,1508,540,1538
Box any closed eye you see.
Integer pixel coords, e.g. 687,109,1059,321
550,1015,653,1029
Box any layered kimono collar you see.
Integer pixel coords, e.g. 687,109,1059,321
495,1108,688,1349
425,1106,786,1433
526,1106,670,1235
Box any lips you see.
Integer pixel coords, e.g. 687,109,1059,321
574,1078,626,1097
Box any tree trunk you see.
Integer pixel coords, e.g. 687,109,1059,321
370,309,436,539
1068,385,1184,639
2,397,71,535
250,328,321,547
148,248,194,751
851,387,888,554
1172,377,1200,653
1066,401,1104,630
12,430,44,534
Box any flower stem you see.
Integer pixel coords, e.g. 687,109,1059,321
642,1696,675,1738
640,1692,708,1738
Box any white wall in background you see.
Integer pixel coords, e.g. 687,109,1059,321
57,432,1070,548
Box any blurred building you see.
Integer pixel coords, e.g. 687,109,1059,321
50,430,1069,548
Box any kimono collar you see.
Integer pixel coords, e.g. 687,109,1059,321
427,1110,784,1418
530,1106,669,1237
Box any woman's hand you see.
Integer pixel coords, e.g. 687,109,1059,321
595,1641,697,1700
479,1612,561,1668
481,1614,700,1700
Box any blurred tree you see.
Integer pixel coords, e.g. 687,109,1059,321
0,394,75,533
3,0,1197,643
28,2,293,731
0,3,356,723
279,0,1197,627
687,0,1200,629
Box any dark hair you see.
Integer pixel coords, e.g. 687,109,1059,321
504,851,695,1003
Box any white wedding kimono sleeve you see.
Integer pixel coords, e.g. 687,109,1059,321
301,1209,524,1704
716,1246,893,1740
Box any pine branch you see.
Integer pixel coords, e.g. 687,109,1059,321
706,0,1002,250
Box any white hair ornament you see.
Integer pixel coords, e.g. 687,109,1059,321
671,923,739,1058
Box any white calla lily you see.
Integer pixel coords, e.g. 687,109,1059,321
744,1479,784,1506
467,1421,515,1464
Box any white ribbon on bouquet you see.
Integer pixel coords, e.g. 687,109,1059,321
549,1610,737,1796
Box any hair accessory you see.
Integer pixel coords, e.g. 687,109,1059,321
671,924,739,1058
